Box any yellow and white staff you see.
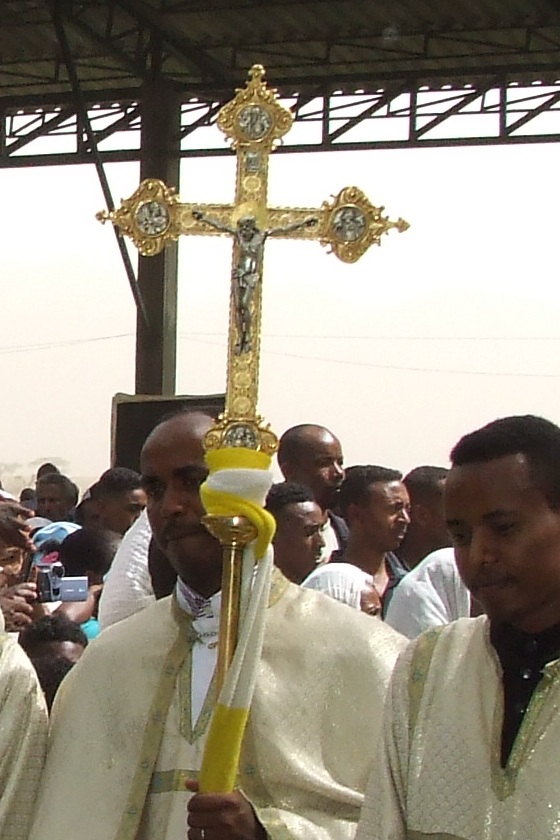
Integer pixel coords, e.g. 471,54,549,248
198,445,276,793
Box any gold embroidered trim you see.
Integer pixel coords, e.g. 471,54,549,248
268,566,290,607
114,606,196,840
179,649,218,743
251,806,296,840
407,628,441,748
490,657,560,800
149,768,199,794
115,575,290,839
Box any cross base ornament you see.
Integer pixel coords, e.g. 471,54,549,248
98,64,409,454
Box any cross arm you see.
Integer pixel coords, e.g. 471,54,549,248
96,178,236,256
266,186,409,264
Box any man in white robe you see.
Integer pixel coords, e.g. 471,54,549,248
357,414,560,839
30,411,405,840
0,503,49,840
384,546,470,638
0,619,48,840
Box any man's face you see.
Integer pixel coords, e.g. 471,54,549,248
98,489,147,536
285,431,344,510
140,415,223,598
410,480,450,545
36,484,72,521
355,481,410,551
445,454,560,633
273,501,326,584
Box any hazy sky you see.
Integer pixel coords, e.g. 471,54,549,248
0,140,558,492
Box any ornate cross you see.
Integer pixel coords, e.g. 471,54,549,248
98,64,409,454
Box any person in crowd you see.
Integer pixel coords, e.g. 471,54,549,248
278,423,346,561
0,502,39,631
384,546,471,637
19,613,88,709
36,472,79,522
91,467,147,536
30,411,405,840
97,507,154,629
19,486,37,511
397,465,450,569
74,490,100,528
265,481,325,583
0,504,48,837
55,527,120,639
32,521,81,562
36,462,61,481
336,465,409,615
303,562,382,616
357,414,560,839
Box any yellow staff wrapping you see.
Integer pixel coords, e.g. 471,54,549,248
198,446,276,793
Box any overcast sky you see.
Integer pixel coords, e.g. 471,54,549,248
0,140,558,492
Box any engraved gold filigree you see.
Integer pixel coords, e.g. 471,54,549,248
317,186,410,263
97,66,409,455
217,65,293,151
204,414,278,455
96,179,182,256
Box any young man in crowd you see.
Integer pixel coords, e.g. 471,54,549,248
35,472,79,522
278,423,346,562
336,465,409,615
265,481,325,583
357,414,560,839
91,466,147,536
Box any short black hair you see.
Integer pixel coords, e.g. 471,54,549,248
277,424,333,466
36,462,61,480
450,414,560,508
19,613,88,655
265,482,316,516
339,465,403,518
32,654,76,711
403,466,449,503
20,487,37,503
58,527,119,576
92,467,142,501
36,473,79,506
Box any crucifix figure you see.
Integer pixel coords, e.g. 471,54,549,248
192,210,317,354
98,63,409,453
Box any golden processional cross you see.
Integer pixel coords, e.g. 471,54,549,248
99,66,409,712
98,64,409,458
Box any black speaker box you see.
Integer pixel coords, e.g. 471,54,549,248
111,392,225,472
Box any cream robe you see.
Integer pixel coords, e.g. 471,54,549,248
29,574,405,840
0,633,48,840
357,615,560,840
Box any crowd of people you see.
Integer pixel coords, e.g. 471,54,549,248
0,411,559,839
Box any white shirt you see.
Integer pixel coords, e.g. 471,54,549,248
384,547,471,639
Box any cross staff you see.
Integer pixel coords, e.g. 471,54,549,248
98,63,409,795
98,64,409,454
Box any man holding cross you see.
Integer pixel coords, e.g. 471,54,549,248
54,64,408,840
29,410,405,840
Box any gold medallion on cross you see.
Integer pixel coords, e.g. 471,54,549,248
98,64,409,454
